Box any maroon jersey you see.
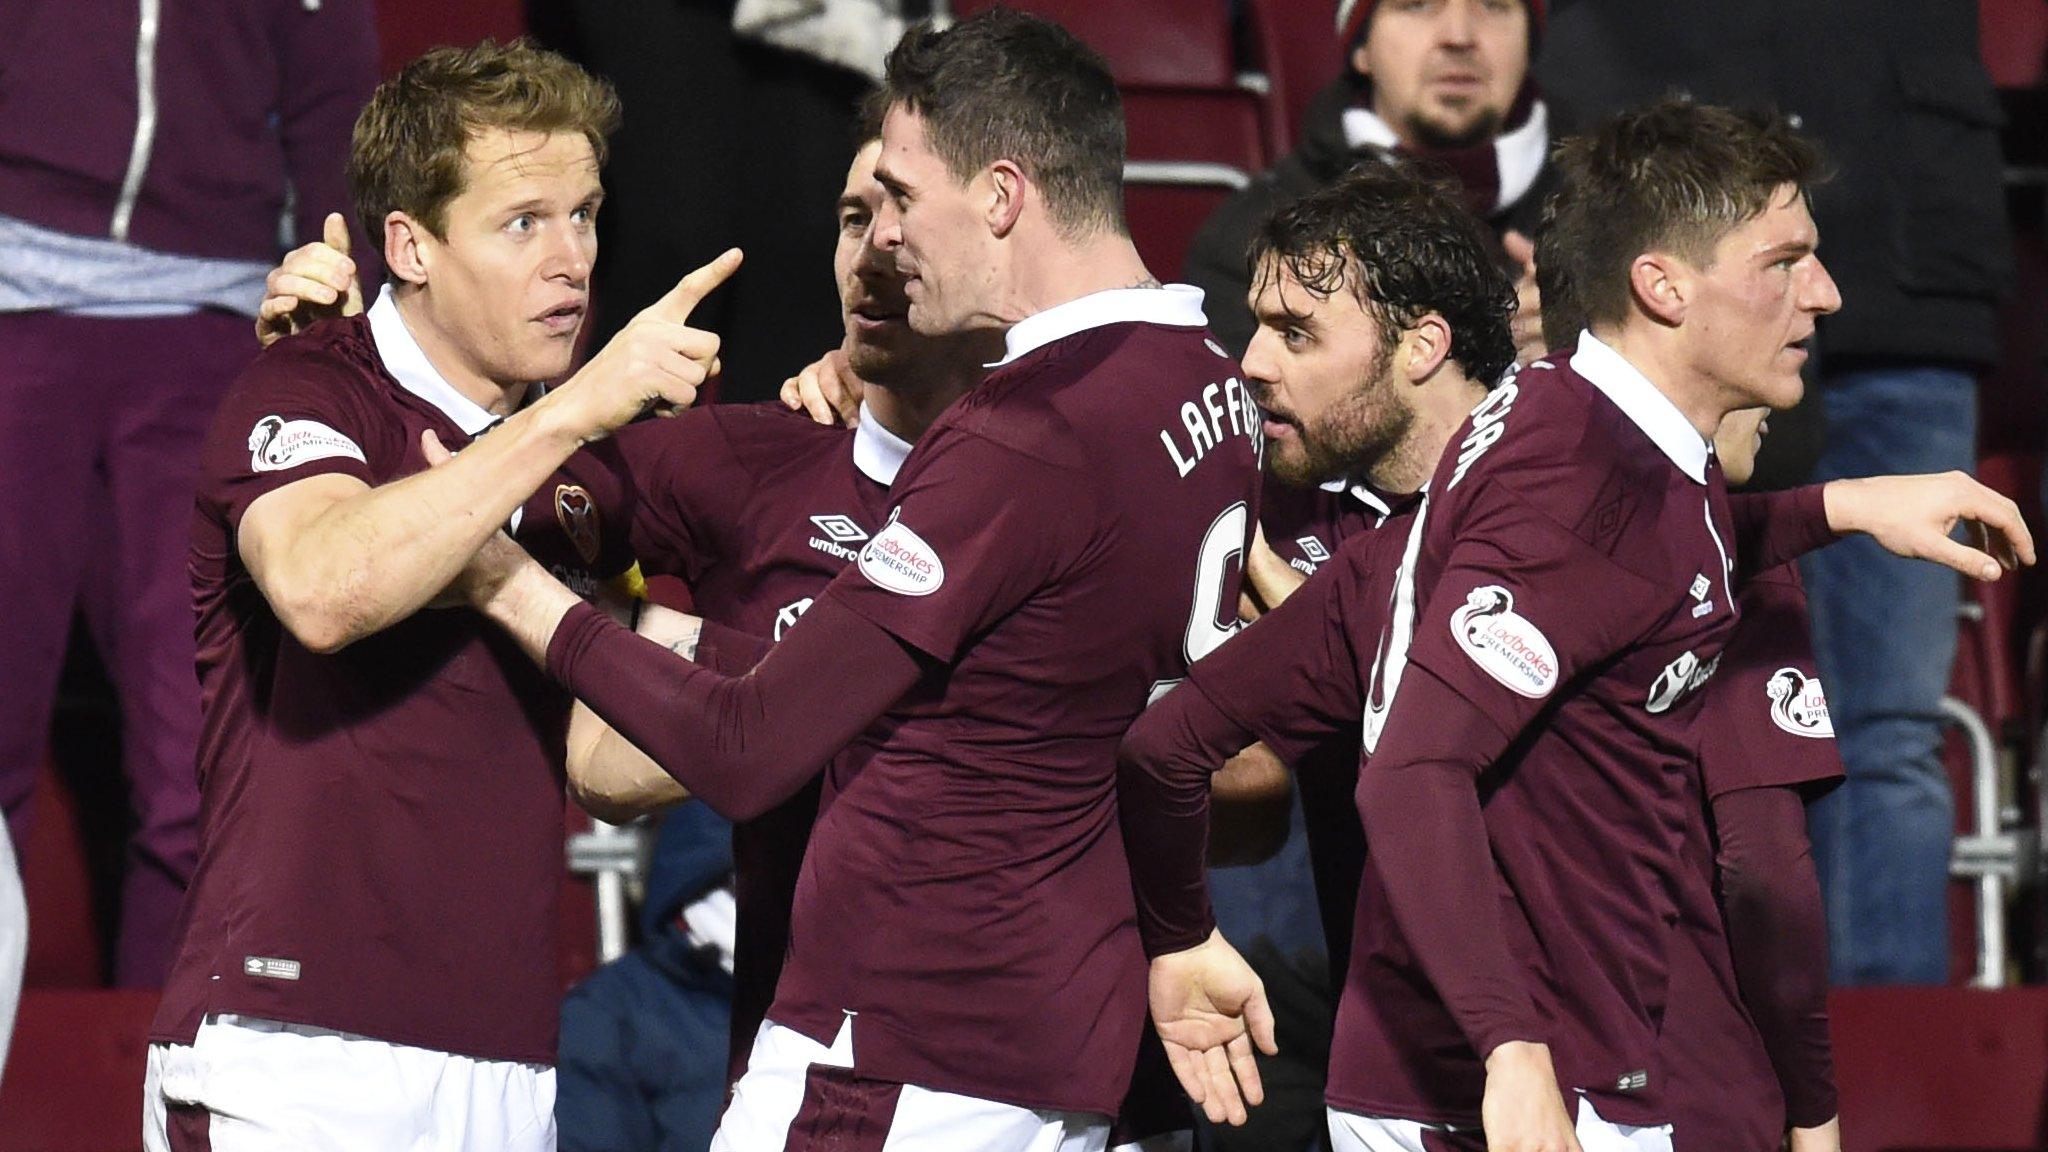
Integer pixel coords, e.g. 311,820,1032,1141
609,402,901,1080
769,288,1263,1115
1693,564,1842,800
1662,563,1844,1150
155,299,632,1062
1257,472,1410,989
1328,332,1802,1126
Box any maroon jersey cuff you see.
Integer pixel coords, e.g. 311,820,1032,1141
1118,677,1256,956
1712,786,1838,1126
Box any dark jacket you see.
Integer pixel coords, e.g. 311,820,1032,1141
1534,0,2011,368
1185,72,1556,356
0,0,378,265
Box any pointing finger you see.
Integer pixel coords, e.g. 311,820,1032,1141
652,247,743,325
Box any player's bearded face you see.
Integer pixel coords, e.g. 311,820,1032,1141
835,140,921,385
871,106,1005,339
1244,263,1414,487
1680,186,1841,415
407,129,601,387
1354,0,1529,150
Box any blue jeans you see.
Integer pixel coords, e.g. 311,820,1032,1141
1800,365,1976,985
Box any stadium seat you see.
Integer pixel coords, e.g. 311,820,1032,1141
1980,0,2048,90
1244,0,1347,155
1123,88,1268,280
372,0,527,76
19,759,102,990
953,0,1270,284
951,0,1239,89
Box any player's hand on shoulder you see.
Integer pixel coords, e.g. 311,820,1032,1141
552,248,743,440
1822,470,2035,581
779,348,866,428
256,212,364,348
1480,1041,1583,1152
1147,929,1278,1127
1786,1118,1840,1152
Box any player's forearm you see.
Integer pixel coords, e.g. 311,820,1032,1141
1359,667,1545,1058
567,703,690,823
563,604,773,821
1713,786,1838,1126
1118,680,1258,956
1727,485,1833,584
546,595,923,821
259,406,586,651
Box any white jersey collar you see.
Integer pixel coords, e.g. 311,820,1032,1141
991,284,1208,368
1569,329,1711,484
852,401,915,485
369,285,541,435
1318,476,1394,518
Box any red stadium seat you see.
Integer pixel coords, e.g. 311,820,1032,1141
19,759,103,990
1244,0,1347,155
373,0,527,77
0,990,158,1152
1123,88,1269,280
951,0,1239,89
1979,0,2048,90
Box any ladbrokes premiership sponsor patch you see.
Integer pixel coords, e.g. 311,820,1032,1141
858,513,945,596
1766,667,1834,738
247,415,366,473
1449,584,1558,698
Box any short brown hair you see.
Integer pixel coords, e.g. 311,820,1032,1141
1537,98,1826,337
348,39,621,243
881,10,1127,238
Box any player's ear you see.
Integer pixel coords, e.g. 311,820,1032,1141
385,211,431,287
1629,252,1688,327
986,159,1027,239
1403,313,1454,383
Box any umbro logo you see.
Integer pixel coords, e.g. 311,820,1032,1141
810,514,869,544
807,514,869,563
1296,536,1330,564
1689,573,1714,618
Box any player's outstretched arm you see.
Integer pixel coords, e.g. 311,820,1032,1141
1713,786,1838,1136
256,212,363,347
1821,470,2033,580
1147,929,1277,1127
1729,472,2034,584
1120,566,1365,955
461,545,927,821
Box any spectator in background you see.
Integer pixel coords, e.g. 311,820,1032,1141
0,0,379,988
1536,0,2013,986
1187,0,1553,362
526,0,890,400
558,803,736,1152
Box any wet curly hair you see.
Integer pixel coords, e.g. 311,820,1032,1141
1248,161,1519,386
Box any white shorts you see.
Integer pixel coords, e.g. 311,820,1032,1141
1328,1094,1674,1152
142,1014,555,1152
714,1017,1112,1152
